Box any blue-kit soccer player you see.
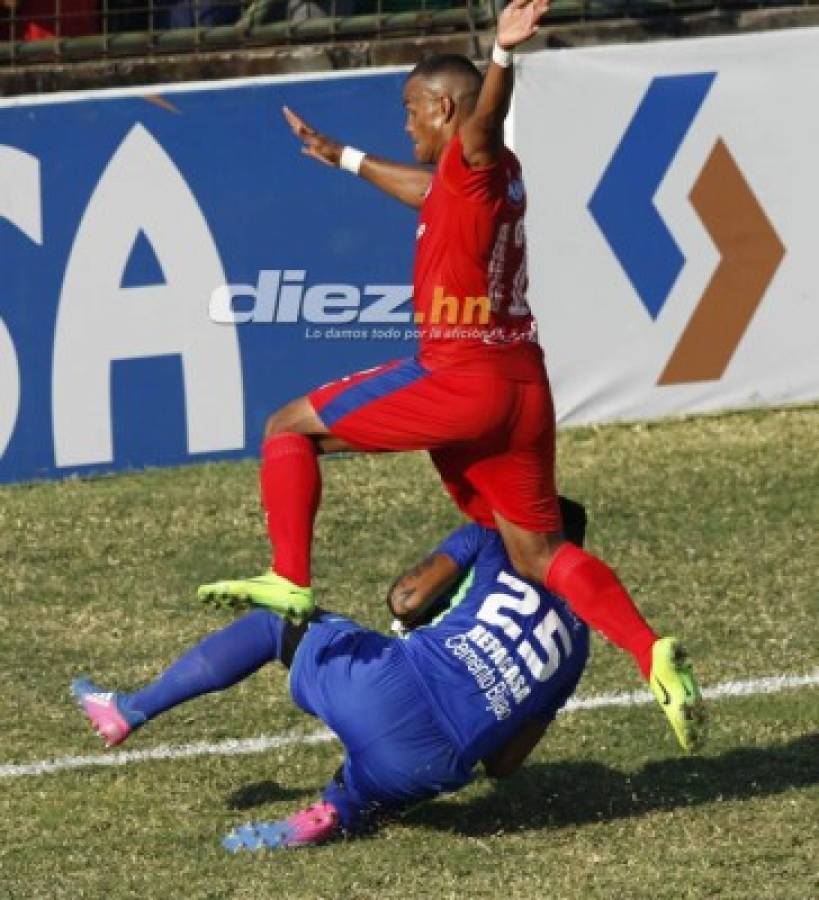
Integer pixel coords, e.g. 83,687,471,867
72,500,704,849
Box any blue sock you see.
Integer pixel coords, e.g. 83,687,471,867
322,761,385,835
123,609,286,722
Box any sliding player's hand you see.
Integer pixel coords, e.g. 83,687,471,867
496,0,549,50
282,106,343,168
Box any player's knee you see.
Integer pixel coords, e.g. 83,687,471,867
263,409,287,439
263,396,326,442
263,399,304,439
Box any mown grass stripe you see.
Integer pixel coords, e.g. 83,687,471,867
2,670,816,780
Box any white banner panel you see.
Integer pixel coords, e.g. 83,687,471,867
514,28,819,424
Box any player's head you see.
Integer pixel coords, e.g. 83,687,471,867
403,54,482,163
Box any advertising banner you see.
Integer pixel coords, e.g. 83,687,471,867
3,27,818,484
0,70,417,483
514,27,819,424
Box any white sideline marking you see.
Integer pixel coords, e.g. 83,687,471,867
2,670,817,780
563,670,819,711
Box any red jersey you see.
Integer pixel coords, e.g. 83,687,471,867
413,132,544,381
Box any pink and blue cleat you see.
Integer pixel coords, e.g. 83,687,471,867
70,678,145,748
222,802,340,852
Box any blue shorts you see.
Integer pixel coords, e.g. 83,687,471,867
289,614,473,831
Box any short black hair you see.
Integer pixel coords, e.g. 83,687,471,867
558,495,588,548
408,54,482,94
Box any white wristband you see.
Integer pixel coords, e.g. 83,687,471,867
492,41,513,68
339,146,366,175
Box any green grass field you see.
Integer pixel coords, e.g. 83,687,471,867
1,406,817,899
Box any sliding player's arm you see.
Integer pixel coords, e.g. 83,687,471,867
482,719,548,779
387,553,462,629
387,523,484,629
459,0,548,167
282,106,432,209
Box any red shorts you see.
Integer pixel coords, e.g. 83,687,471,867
308,358,561,532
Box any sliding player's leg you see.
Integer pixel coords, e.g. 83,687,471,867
223,599,589,852
222,724,469,854
71,609,306,747
223,610,473,851
221,755,379,852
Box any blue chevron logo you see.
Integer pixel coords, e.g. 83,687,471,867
589,72,717,320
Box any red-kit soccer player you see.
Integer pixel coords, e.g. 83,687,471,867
200,0,705,751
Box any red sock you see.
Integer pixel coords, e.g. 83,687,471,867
545,543,657,679
259,433,321,588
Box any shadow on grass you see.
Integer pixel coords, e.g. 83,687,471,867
407,734,819,835
226,780,308,810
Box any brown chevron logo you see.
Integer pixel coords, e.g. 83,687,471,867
658,139,786,385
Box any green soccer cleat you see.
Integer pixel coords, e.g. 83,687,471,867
649,636,707,753
197,572,314,623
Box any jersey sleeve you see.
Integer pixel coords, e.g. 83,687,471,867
434,523,484,570
438,133,502,203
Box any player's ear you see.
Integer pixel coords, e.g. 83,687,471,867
440,94,456,123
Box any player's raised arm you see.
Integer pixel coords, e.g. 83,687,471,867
459,0,548,167
282,106,432,209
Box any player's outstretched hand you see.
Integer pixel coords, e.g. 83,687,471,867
496,0,549,51
282,106,343,168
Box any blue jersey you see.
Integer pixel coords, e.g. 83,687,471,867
397,524,589,767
